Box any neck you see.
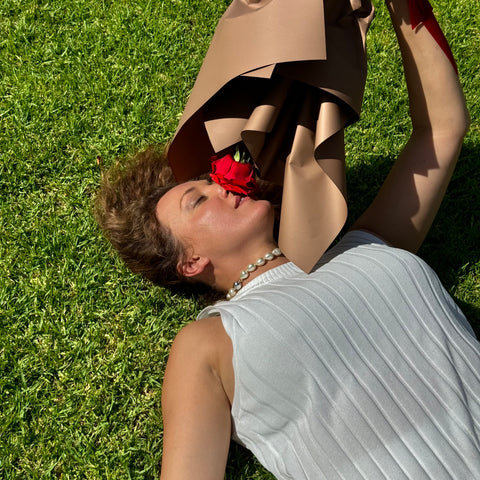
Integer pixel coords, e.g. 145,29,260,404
216,244,288,298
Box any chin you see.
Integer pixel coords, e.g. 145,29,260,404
250,200,276,238
251,197,274,217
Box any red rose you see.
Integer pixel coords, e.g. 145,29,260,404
210,154,258,196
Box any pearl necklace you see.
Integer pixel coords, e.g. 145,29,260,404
226,247,282,300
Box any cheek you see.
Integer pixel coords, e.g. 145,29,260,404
243,200,274,224
192,200,273,238
199,199,235,224
175,207,232,244
231,201,274,236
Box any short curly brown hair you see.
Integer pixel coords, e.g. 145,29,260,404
95,145,283,295
94,146,185,287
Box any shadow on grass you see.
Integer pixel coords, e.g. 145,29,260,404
226,443,276,480
345,141,480,335
221,142,479,480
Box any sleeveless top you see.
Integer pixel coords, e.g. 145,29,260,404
198,231,480,480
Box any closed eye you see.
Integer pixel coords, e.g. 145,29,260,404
194,195,206,207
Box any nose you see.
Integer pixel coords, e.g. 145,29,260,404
214,182,229,198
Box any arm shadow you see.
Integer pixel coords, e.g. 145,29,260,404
345,140,480,336
226,442,276,479
222,142,479,480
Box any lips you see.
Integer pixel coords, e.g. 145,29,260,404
234,195,246,209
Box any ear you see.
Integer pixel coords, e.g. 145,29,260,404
177,254,210,279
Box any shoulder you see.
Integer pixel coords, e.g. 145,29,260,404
166,316,228,379
171,316,232,370
173,315,226,351
169,315,234,404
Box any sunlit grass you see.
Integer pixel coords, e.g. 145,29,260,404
0,0,478,478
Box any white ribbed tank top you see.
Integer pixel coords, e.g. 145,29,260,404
198,231,480,480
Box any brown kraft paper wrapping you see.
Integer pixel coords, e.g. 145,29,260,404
168,0,375,272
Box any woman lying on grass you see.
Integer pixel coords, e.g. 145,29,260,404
96,0,479,478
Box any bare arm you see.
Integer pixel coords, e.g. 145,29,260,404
160,318,232,480
352,0,470,251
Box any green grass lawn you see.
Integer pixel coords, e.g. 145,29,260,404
1,0,479,478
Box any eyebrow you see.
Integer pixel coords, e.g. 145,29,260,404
180,186,196,209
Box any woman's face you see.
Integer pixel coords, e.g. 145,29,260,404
155,179,275,262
